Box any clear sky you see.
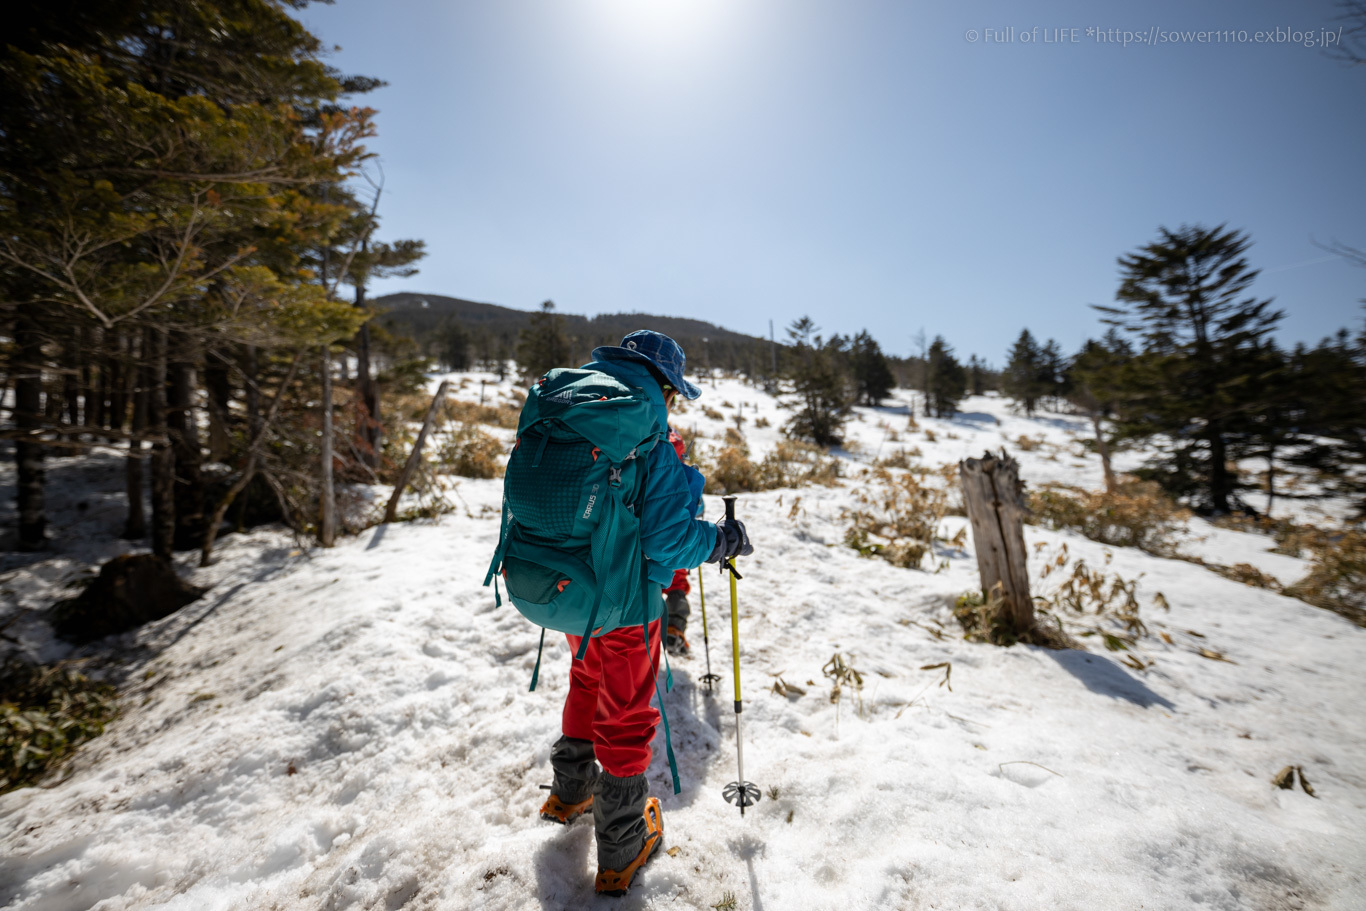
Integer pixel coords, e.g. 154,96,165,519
301,0,1366,362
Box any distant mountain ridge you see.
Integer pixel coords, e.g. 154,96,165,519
370,291,766,345
370,291,777,372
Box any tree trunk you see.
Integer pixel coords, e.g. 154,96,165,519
78,326,93,429
1265,446,1277,519
14,313,47,551
204,352,232,460
123,331,150,540
167,339,204,548
243,345,262,442
93,330,111,433
202,350,303,566
107,335,127,432
354,277,380,470
319,347,336,547
63,353,79,426
356,324,380,469
1090,413,1116,495
959,450,1033,636
384,380,449,523
1207,424,1230,514
149,328,175,559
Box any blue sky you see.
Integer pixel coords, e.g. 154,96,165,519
302,0,1365,362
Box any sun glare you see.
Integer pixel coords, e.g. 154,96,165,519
589,0,729,51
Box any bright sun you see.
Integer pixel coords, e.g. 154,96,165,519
589,0,728,49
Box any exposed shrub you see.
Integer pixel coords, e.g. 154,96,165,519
923,429,937,443
444,398,519,429
1285,528,1366,627
955,543,1167,650
702,405,724,421
438,422,507,479
875,447,922,470
1215,562,1282,591
755,416,770,429
842,467,948,569
701,434,841,495
1029,479,1190,556
1015,434,1043,452
1,661,117,794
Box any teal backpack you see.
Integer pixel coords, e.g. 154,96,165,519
483,367,681,791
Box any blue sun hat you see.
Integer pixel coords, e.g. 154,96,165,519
592,330,703,400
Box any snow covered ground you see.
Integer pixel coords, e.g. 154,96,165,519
2,377,1363,910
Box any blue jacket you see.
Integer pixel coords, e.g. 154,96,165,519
583,358,716,585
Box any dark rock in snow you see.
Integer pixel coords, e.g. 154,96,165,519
53,554,204,643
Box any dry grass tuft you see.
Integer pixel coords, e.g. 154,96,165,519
437,422,507,479
954,543,1166,651
1285,528,1366,627
443,398,519,429
1028,479,1190,556
843,467,949,570
874,447,923,470
701,433,841,495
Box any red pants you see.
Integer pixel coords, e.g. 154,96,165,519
563,619,662,778
663,568,689,595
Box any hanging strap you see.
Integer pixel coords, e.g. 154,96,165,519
483,495,513,607
646,618,681,795
531,430,551,468
575,468,626,660
528,628,547,692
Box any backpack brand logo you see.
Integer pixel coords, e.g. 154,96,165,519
581,483,600,519
547,389,575,404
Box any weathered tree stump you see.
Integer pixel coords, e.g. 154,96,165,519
53,554,205,643
959,450,1034,636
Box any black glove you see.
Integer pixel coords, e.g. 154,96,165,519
707,517,754,563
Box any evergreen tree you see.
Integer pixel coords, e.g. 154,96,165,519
968,354,986,396
517,300,572,381
926,336,967,417
784,316,852,446
1002,329,1047,415
437,318,473,371
1040,339,1069,407
0,0,376,551
1067,331,1134,493
849,330,895,405
1095,224,1282,513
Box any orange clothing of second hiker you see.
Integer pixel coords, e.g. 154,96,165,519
562,620,663,778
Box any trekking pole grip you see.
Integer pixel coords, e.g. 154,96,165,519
720,495,742,579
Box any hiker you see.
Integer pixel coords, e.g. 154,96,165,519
495,330,753,896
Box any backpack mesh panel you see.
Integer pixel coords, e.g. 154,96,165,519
505,426,599,543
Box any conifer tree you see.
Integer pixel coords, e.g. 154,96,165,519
517,301,572,381
784,316,851,446
1003,329,1047,415
1067,331,1134,493
849,330,895,405
1095,224,1282,513
926,336,967,417
968,355,986,396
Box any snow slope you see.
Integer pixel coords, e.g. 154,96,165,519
2,379,1363,911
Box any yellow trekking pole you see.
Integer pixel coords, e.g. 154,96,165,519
720,495,760,815
696,567,721,693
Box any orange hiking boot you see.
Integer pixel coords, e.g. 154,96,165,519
595,797,663,896
665,625,690,658
539,792,593,825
